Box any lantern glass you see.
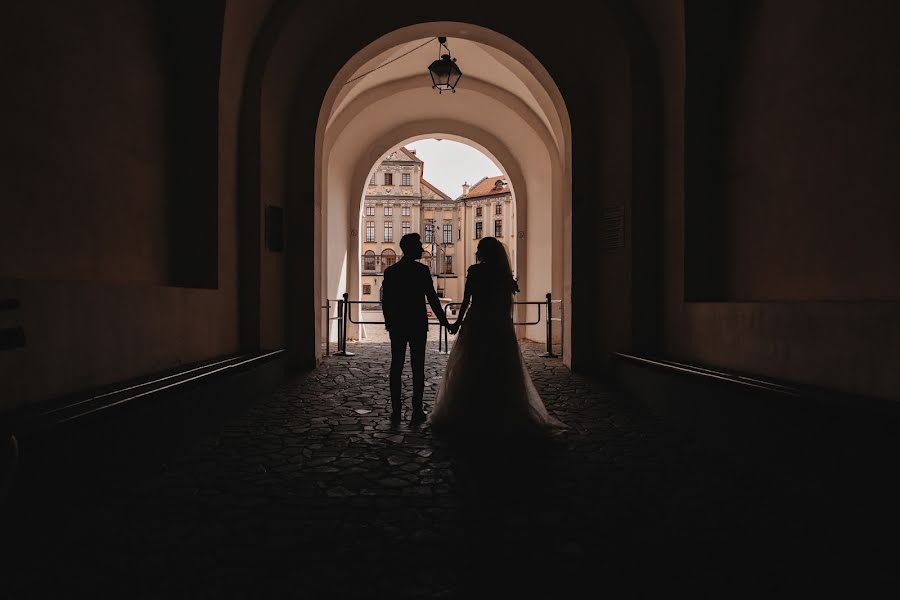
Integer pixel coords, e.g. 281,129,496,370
428,54,462,93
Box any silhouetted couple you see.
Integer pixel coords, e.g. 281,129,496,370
382,233,565,436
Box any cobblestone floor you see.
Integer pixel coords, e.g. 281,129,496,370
7,342,890,598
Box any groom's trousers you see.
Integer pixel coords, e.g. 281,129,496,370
388,328,427,413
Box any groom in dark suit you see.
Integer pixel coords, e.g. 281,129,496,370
382,233,452,423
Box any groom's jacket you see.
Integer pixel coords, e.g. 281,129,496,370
382,256,444,335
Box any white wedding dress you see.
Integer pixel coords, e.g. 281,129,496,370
429,264,566,437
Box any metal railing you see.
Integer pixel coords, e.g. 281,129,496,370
323,291,563,359
323,293,448,357
439,292,561,357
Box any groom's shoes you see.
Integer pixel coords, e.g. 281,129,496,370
410,408,427,423
390,409,402,424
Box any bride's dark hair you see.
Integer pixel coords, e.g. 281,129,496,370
476,237,516,297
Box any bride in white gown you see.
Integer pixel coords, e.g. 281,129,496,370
429,237,566,437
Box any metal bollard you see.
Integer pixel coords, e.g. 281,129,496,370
336,292,355,357
332,298,344,355
560,300,565,360
438,303,451,354
343,292,349,348
540,292,558,358
325,299,331,357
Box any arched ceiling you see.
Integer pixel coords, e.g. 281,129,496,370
327,37,560,153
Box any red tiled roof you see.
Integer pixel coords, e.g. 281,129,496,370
463,175,509,199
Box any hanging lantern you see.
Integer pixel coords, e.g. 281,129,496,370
427,36,462,93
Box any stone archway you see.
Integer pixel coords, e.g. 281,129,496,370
314,24,573,364
347,131,524,343
227,4,662,375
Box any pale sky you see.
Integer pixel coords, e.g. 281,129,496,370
406,139,503,199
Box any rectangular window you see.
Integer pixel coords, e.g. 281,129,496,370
384,173,393,186
365,221,375,242
369,174,376,185
384,221,393,242
365,205,375,216
402,205,410,216
475,221,483,239
476,206,482,217
443,224,452,244
402,221,410,235
363,284,372,295
495,219,502,237
401,172,411,186
495,203,503,215
384,205,393,216
424,223,434,243
444,255,453,274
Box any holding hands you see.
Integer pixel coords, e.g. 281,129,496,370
447,322,461,335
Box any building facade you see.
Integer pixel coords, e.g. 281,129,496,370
456,175,517,278
359,147,461,303
359,146,516,306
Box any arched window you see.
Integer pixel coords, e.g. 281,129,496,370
381,248,397,268
363,250,376,271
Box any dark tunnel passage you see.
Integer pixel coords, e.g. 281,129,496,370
2,1,900,597
6,342,900,597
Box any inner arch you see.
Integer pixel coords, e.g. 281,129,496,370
315,21,572,364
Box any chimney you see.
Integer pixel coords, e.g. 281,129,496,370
461,181,470,197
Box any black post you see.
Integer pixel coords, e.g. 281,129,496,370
325,299,331,356
546,292,552,354
334,294,355,357
438,303,450,354
340,292,355,356
333,298,344,355
540,292,558,358
438,303,443,354
338,298,350,356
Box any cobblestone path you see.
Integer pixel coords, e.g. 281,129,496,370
7,342,848,598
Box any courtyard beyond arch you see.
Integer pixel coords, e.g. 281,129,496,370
314,23,572,364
